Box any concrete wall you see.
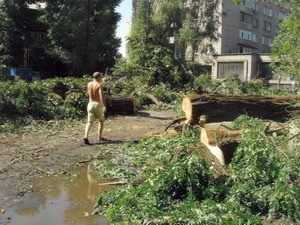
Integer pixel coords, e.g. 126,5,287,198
211,53,271,81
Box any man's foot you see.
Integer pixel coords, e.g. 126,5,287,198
83,138,91,145
98,137,109,141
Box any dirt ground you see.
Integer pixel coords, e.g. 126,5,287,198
0,110,177,211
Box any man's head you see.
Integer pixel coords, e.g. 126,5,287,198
93,72,102,80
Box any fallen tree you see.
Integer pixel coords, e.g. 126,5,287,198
105,95,136,115
52,81,136,115
182,94,300,124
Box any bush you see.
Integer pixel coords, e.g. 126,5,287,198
8,79,50,118
0,77,89,123
113,45,192,89
0,81,15,114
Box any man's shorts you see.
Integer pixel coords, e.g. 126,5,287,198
87,101,105,122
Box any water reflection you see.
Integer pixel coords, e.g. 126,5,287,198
2,164,115,225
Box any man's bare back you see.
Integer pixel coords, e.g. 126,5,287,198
87,81,103,102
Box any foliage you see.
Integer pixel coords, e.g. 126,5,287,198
0,77,89,125
192,74,221,92
106,68,185,110
271,0,300,82
193,74,287,96
228,115,300,219
0,0,33,66
93,116,300,224
93,127,200,182
8,79,50,117
122,0,220,89
0,0,121,76
178,0,220,60
44,0,121,75
122,44,191,88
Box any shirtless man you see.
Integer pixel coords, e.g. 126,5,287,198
83,72,106,145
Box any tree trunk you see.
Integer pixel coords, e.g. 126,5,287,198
106,95,136,115
182,94,300,124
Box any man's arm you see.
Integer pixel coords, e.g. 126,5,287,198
87,83,92,101
99,84,106,111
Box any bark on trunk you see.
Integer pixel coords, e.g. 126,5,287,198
106,95,136,115
182,94,300,124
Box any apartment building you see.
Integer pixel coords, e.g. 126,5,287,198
195,0,286,81
216,0,283,54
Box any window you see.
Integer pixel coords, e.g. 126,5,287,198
253,18,259,27
238,45,258,53
253,2,259,12
239,29,258,43
218,62,244,79
262,36,272,45
239,29,252,41
275,11,285,20
252,34,258,43
243,0,254,9
263,21,272,32
241,12,253,24
263,6,273,17
243,0,259,11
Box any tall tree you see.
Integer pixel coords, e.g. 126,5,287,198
45,0,121,76
0,0,29,66
182,0,220,60
0,0,48,69
271,0,300,81
0,0,10,66
125,0,220,87
130,0,219,59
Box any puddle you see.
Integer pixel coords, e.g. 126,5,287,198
1,164,116,225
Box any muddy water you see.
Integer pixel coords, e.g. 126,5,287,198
1,164,115,225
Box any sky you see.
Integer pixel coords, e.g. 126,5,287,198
116,0,133,57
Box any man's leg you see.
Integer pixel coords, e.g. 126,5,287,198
97,121,104,140
84,121,93,144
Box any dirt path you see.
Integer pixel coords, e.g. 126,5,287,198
0,110,177,210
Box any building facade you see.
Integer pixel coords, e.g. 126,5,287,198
195,0,286,81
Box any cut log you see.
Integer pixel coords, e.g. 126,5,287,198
182,94,300,124
106,95,136,115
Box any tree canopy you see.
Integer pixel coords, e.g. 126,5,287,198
120,0,220,87
44,0,121,75
0,0,33,66
0,0,122,77
129,0,219,61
